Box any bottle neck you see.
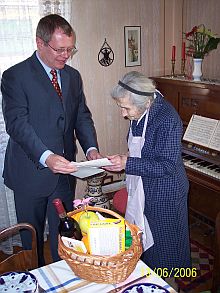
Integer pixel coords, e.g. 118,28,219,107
58,211,67,219
53,198,68,219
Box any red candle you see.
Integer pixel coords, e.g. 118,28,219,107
172,45,176,61
182,42,186,60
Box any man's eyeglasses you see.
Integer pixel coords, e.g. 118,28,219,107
47,43,77,55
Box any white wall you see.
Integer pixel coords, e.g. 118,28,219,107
183,0,220,79
69,0,220,195
70,0,165,195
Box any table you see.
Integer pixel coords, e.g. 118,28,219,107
31,259,177,292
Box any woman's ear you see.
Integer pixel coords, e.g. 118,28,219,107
145,99,151,109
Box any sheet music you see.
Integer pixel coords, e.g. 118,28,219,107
209,122,220,151
183,115,220,151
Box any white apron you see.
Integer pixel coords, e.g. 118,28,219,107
125,112,154,251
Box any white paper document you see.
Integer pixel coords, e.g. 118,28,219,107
74,158,112,168
70,167,104,179
70,158,112,179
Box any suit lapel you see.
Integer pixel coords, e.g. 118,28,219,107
60,68,69,100
29,53,65,106
29,53,71,131
60,67,70,112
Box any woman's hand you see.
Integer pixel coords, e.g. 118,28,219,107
104,154,127,172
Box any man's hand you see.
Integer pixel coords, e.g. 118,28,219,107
86,149,102,161
45,154,78,174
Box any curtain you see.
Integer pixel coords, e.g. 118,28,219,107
0,0,71,254
39,0,71,19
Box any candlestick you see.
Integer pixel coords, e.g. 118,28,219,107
181,58,186,76
171,59,175,77
182,42,186,60
172,45,176,61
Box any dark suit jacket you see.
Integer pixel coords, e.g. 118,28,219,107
1,52,98,195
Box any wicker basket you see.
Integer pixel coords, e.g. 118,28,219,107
58,206,143,284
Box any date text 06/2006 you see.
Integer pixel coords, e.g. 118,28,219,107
141,267,197,278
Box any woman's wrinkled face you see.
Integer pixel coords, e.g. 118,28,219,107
116,95,144,120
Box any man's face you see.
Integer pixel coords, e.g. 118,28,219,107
116,95,144,121
36,28,75,69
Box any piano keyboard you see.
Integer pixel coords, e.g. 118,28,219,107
182,154,220,180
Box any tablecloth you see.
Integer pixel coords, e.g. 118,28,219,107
31,259,176,293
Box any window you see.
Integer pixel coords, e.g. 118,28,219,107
0,0,71,254
0,0,40,73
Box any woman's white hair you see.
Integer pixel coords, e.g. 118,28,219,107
111,71,156,111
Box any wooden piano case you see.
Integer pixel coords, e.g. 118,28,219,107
151,77,220,223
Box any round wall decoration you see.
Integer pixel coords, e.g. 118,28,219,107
98,38,114,67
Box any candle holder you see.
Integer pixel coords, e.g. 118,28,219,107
171,60,176,77
181,58,186,77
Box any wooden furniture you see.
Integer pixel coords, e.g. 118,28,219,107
0,223,38,273
212,211,220,293
151,77,220,223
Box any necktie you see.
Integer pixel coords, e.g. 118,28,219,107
50,69,62,98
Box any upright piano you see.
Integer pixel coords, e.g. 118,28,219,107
151,77,220,223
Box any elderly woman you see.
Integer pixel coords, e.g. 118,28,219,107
106,71,191,271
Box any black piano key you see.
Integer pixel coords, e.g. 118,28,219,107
207,165,219,170
182,154,194,160
190,158,203,163
197,161,213,167
211,167,220,173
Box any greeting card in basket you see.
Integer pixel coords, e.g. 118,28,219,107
88,218,125,255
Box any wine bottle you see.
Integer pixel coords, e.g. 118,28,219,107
53,198,82,240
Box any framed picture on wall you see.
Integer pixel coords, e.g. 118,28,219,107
124,26,141,67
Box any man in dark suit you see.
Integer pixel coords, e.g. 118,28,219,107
1,14,101,266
